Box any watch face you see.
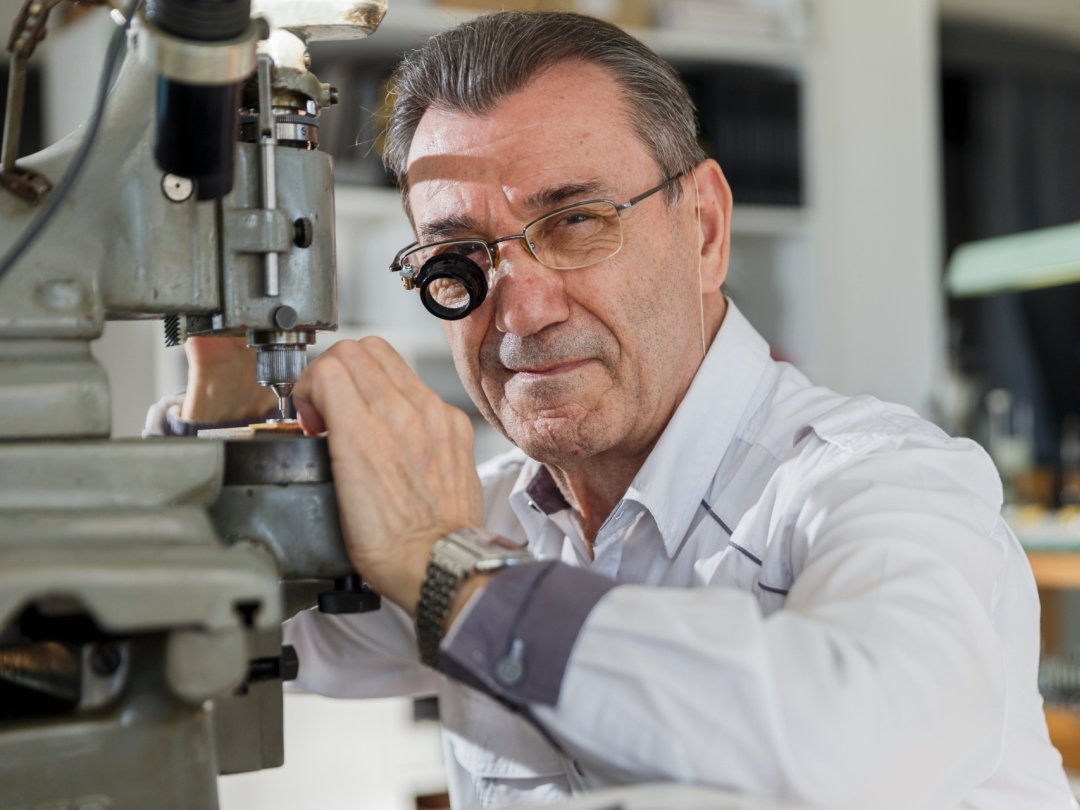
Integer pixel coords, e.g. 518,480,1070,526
447,529,530,572
481,534,528,553
474,555,530,572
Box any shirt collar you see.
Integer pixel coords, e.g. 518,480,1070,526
508,458,569,548
524,465,568,513
628,299,773,556
508,299,773,555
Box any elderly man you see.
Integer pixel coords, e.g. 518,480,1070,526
160,11,1074,810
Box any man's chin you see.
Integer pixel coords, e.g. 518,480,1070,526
503,414,612,467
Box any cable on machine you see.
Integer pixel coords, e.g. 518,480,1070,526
0,0,142,283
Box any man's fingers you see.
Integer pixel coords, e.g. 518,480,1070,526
359,337,441,399
308,338,441,430
292,351,368,436
293,337,472,468
295,399,326,435
341,337,444,410
287,336,485,601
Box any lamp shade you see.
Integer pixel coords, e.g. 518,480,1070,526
946,221,1080,297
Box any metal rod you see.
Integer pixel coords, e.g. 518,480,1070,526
256,54,279,297
3,0,67,173
1,58,27,173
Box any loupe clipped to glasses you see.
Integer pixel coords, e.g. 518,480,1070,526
414,252,489,320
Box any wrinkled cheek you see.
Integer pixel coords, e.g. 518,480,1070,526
472,374,511,429
444,343,493,419
486,383,548,443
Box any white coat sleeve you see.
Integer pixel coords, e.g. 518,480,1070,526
441,442,1018,809
285,600,439,699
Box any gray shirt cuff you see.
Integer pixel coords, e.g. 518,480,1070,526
439,561,617,707
143,393,273,437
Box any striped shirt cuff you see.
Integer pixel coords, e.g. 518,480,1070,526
143,394,273,437
439,561,617,707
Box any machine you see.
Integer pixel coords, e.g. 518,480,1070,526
0,1,385,806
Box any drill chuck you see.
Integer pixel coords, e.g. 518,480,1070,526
251,330,314,419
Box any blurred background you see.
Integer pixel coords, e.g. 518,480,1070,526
4,0,1080,806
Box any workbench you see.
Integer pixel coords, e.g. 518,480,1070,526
1012,506,1080,770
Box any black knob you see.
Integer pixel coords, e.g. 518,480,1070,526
293,217,314,248
280,645,299,682
318,574,381,614
247,645,300,683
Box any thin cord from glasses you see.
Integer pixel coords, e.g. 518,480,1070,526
693,169,706,358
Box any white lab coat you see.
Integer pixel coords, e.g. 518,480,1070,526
285,302,1076,809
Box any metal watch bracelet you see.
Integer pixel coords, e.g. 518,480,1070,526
415,528,532,668
416,549,460,668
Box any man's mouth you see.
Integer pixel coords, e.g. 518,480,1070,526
508,359,589,377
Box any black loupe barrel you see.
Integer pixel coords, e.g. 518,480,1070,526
146,0,252,200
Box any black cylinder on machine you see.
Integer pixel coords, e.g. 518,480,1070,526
146,0,252,200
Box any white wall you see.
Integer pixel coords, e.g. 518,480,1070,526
800,0,942,411
219,695,447,810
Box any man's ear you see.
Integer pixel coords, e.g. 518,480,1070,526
690,159,733,293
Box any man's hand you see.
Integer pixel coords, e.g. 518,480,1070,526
181,336,278,423
291,337,485,615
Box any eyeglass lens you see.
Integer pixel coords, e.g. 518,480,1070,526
406,200,625,313
526,201,623,270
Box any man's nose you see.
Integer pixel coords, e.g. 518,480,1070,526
491,238,570,337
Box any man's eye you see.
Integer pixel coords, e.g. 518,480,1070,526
556,211,597,227
431,242,487,264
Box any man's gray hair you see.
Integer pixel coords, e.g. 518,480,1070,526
381,11,705,206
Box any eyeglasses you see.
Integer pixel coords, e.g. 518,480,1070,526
389,172,685,320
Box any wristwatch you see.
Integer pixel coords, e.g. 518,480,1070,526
415,528,532,668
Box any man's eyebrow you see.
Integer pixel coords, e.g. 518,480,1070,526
416,180,607,242
417,214,479,242
524,180,606,212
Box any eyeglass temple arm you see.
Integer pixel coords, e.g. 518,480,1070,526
390,242,419,272
617,171,687,210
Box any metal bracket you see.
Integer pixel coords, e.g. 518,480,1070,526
224,208,291,254
2,0,67,200
0,165,51,203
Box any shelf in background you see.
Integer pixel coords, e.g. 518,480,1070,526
336,185,808,238
312,4,806,69
325,324,448,357
1027,552,1080,590
731,204,806,237
1045,706,1080,771
634,25,804,69
335,185,405,220
1008,506,1080,552
999,505,1080,585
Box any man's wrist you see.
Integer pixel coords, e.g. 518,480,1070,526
439,562,618,707
380,534,444,617
181,373,278,423
449,573,491,625
413,528,531,668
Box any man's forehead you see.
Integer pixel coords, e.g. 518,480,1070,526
405,61,638,184
406,113,619,188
